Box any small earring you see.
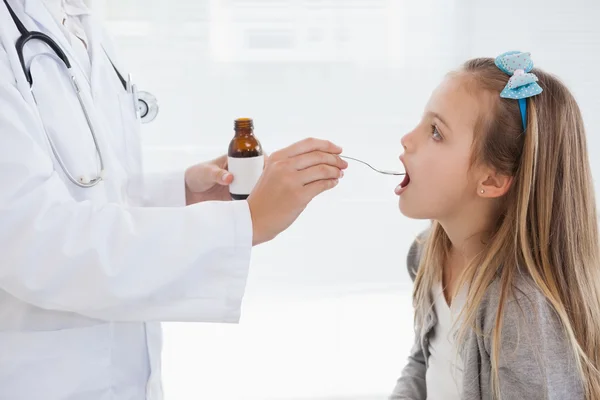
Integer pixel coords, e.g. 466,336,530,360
480,189,485,194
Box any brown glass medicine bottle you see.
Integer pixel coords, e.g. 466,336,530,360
227,118,264,200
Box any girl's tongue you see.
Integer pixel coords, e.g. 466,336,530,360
400,173,410,188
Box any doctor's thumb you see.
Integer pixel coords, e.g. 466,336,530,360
212,166,233,186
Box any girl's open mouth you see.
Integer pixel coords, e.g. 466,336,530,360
395,172,410,195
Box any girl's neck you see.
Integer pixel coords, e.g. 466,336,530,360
438,214,495,304
439,203,497,261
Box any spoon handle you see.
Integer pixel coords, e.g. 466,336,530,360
340,155,405,176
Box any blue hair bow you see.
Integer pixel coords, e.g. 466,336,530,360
494,51,543,130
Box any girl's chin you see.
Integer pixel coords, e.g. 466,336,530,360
398,197,433,220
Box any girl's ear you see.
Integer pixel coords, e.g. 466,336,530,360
478,170,513,198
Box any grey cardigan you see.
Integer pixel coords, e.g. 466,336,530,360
389,233,584,400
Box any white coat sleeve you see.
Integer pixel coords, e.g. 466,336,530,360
130,170,188,207
145,170,187,206
0,48,253,324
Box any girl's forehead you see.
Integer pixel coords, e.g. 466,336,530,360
426,75,486,134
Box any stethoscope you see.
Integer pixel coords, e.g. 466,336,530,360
3,0,159,188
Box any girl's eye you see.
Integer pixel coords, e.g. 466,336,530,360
431,125,443,141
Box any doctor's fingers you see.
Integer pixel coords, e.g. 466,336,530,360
291,151,348,171
274,138,343,160
302,178,340,200
298,164,344,185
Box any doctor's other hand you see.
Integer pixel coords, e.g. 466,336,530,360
247,138,347,246
184,155,233,204
184,154,268,204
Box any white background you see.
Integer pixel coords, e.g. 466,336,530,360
91,0,600,398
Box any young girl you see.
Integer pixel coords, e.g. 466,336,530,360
390,51,600,400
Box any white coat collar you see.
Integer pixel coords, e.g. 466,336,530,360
23,0,73,53
39,0,90,23
79,13,103,99
39,0,90,45
23,0,102,97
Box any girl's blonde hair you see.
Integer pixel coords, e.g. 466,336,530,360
412,58,600,399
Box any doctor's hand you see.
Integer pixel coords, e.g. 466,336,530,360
185,155,267,204
247,138,347,246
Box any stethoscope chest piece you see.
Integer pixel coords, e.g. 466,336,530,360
136,90,158,124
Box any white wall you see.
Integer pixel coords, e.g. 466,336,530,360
95,1,600,398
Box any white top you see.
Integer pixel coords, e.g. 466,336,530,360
425,280,465,400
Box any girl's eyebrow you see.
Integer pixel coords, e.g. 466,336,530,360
427,111,452,133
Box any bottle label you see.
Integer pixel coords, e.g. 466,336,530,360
228,156,264,196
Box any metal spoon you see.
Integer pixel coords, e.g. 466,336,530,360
340,155,405,176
